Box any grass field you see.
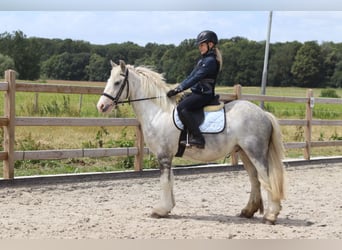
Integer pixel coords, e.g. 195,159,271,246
0,79,341,176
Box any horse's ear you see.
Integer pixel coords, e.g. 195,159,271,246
119,60,126,72
110,60,117,68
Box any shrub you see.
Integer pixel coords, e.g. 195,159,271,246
330,131,342,140
319,89,340,98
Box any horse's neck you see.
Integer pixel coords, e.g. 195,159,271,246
129,72,173,126
130,92,167,124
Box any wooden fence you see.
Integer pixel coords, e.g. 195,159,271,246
1,69,342,179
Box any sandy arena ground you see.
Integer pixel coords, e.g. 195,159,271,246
0,162,341,239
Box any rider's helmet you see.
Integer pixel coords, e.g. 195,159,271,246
196,30,218,46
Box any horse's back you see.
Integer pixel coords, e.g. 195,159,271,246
225,100,270,124
224,100,273,142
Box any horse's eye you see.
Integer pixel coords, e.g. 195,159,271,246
114,81,120,86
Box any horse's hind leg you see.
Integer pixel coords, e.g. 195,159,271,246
151,155,175,218
239,150,264,218
263,192,281,225
240,150,282,225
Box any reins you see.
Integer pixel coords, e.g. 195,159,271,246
114,96,166,105
101,68,166,106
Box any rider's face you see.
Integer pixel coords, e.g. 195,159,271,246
198,42,213,55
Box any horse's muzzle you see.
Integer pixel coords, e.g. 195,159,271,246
97,103,112,113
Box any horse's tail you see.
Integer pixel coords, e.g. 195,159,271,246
265,112,286,201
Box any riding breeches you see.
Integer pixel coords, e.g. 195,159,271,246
176,93,213,134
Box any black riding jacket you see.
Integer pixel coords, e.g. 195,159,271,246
178,50,219,96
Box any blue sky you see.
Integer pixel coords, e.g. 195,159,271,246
1,11,342,46
0,1,342,46
1,0,342,11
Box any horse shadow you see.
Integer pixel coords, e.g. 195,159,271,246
167,213,313,227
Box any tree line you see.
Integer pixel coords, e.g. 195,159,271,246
1,30,342,88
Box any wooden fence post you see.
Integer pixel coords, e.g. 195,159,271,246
134,124,144,171
230,84,242,166
234,84,242,100
304,89,313,160
34,92,39,113
79,94,83,114
3,70,16,179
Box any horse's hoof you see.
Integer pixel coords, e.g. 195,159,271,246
239,210,254,219
263,218,276,225
151,212,161,218
151,212,169,219
151,207,170,218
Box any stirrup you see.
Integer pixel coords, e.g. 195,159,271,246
186,133,191,147
188,140,205,149
180,133,205,149
180,133,191,147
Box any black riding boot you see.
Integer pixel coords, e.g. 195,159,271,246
179,109,205,149
188,129,205,149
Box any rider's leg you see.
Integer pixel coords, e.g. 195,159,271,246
178,109,205,148
177,93,211,148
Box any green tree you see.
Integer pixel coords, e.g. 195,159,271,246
135,43,174,73
219,38,240,86
219,37,264,86
291,41,323,87
41,52,90,80
159,39,197,83
320,42,340,86
268,41,302,86
2,29,341,86
105,42,145,65
160,48,178,83
0,31,40,80
57,38,91,54
0,53,15,76
330,60,342,88
86,53,108,81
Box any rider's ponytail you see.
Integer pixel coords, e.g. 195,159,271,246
214,47,223,72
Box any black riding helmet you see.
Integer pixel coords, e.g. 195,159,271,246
196,30,218,46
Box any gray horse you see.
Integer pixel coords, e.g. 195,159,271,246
97,60,286,224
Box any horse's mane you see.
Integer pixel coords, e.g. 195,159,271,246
128,65,179,112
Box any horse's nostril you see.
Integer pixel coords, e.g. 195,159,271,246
99,103,109,113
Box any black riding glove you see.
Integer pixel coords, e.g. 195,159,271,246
167,87,182,97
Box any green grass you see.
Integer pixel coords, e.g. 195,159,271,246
217,86,342,120
0,83,341,177
217,85,342,98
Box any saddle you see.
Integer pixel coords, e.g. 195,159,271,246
173,95,226,157
173,95,226,134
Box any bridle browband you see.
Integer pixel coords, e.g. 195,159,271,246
101,68,165,106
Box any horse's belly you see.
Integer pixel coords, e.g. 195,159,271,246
183,142,233,162
183,151,226,162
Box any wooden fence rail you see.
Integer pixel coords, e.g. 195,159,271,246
1,70,342,179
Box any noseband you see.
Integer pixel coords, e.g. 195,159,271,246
101,69,130,106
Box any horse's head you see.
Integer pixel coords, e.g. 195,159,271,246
97,60,129,113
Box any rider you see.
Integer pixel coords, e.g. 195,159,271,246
167,30,222,149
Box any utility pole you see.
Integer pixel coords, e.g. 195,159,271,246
260,11,273,110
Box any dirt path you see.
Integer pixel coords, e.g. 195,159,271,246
0,163,341,239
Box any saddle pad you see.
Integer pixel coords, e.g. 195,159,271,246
173,107,226,134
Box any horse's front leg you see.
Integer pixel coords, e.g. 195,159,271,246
151,155,175,218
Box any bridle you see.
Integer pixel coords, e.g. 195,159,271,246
101,69,130,106
101,69,165,106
